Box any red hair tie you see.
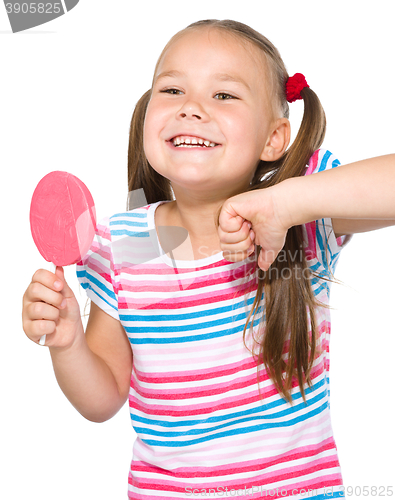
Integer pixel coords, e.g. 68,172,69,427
286,73,309,103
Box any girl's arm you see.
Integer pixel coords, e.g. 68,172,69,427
23,267,132,423
279,154,395,235
49,302,133,423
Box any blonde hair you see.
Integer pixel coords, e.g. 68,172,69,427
127,19,334,404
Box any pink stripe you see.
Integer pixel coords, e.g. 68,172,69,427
118,269,257,310
188,421,334,467
305,149,319,175
128,458,341,492
131,333,327,370
121,256,241,276
304,221,318,260
83,256,112,281
133,320,328,373
84,240,112,264
96,222,112,239
134,357,258,383
134,412,331,463
129,364,324,415
302,150,321,261
133,331,255,365
130,386,277,415
119,282,255,310
120,259,255,277
131,437,336,477
130,362,324,400
131,361,323,399
132,338,327,373
128,478,343,500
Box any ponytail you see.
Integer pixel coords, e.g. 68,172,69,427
241,87,330,404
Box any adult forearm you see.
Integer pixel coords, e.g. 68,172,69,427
49,329,125,423
279,154,395,228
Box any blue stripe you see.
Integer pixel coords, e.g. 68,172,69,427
111,229,150,237
76,269,117,302
131,378,327,429
127,318,260,344
317,149,332,172
110,211,148,220
110,219,148,228
321,218,340,270
120,294,263,323
134,391,326,438
80,283,118,312
311,494,345,500
140,401,328,447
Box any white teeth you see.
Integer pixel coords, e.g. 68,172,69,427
171,136,217,147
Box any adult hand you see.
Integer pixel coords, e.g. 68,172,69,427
217,185,291,272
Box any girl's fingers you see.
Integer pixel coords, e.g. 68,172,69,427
25,281,65,310
28,301,61,322
30,319,57,339
32,268,64,292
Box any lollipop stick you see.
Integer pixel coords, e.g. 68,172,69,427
39,262,56,346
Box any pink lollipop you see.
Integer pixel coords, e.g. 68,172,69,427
30,171,96,345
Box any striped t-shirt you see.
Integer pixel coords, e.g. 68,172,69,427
77,149,352,499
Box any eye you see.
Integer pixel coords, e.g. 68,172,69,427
214,93,237,100
160,88,183,95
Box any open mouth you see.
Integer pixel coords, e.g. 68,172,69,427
169,135,219,148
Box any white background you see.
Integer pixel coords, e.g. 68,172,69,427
1,1,394,498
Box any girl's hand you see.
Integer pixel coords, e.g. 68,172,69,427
22,266,83,349
217,186,291,271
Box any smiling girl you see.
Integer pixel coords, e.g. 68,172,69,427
22,19,395,499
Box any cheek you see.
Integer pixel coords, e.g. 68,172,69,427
222,109,256,145
143,102,156,141
143,105,160,163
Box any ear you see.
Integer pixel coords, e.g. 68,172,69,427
259,118,291,162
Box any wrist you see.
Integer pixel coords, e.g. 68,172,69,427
49,320,85,357
272,177,313,229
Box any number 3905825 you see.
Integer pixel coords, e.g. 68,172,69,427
5,3,62,14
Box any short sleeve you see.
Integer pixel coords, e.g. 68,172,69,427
303,149,353,279
76,216,119,320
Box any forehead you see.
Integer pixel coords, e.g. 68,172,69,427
154,27,268,86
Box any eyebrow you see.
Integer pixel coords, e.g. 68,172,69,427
154,70,251,91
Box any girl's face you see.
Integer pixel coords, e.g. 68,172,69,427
144,28,278,195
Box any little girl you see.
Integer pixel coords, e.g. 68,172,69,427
22,19,395,499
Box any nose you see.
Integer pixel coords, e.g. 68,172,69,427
176,100,209,121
